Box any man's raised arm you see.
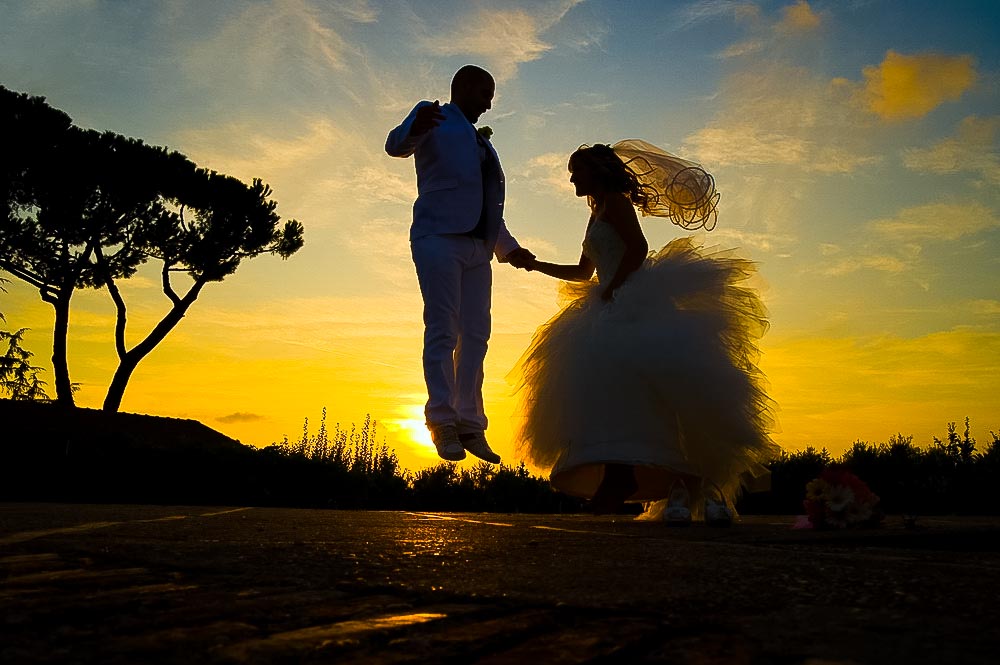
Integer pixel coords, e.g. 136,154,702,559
386,100,445,158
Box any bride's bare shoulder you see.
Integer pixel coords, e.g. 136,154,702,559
603,192,639,224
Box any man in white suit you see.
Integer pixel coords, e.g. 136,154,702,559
386,65,534,464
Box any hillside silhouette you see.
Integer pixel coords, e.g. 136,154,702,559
2,400,997,515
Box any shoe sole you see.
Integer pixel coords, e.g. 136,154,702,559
466,452,500,464
435,445,466,461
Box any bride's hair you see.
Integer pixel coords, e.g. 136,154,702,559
571,140,720,230
569,144,659,215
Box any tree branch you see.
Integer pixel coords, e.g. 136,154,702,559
0,260,58,302
161,261,181,306
94,245,129,361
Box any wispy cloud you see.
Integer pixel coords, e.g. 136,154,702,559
815,202,999,277
709,228,796,252
716,39,765,59
345,217,419,286
685,124,809,167
763,329,1000,449
183,0,370,91
517,151,577,202
903,115,1000,185
870,202,1000,241
422,1,583,82
682,65,880,173
174,116,402,230
970,299,1000,316
218,412,266,424
819,253,911,276
672,1,760,31
713,0,821,59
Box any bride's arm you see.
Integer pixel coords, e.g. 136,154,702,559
528,253,595,281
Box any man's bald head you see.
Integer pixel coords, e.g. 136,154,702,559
450,65,495,123
451,65,494,94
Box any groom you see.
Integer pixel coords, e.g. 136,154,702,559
386,65,534,464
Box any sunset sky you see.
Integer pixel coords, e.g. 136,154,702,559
2,0,998,471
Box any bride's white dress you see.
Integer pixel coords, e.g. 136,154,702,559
512,220,777,517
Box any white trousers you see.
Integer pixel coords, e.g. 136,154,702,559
411,234,492,433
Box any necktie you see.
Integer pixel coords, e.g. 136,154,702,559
467,131,492,239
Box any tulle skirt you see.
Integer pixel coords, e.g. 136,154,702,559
510,237,778,516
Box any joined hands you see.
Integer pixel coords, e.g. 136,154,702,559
506,248,536,271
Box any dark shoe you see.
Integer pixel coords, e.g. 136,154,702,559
459,431,500,464
430,424,465,461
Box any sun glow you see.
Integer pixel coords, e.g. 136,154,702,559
384,402,439,462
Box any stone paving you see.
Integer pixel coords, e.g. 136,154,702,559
1,503,998,664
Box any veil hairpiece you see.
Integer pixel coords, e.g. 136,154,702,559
612,139,719,231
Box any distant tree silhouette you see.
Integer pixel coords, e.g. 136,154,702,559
99,161,304,412
0,85,304,411
1,87,91,404
0,278,49,401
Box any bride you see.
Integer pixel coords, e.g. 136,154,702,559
511,140,778,521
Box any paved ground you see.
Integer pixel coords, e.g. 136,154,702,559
1,504,998,664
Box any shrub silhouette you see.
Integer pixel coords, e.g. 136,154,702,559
2,399,996,515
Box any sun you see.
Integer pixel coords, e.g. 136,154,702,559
384,402,440,465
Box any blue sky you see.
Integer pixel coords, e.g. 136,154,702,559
2,0,998,468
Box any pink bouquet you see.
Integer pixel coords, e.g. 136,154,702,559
795,467,883,529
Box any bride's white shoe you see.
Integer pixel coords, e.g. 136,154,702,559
704,483,734,527
664,480,692,526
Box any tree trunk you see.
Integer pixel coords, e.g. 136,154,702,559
102,354,139,413
102,278,206,412
50,291,75,406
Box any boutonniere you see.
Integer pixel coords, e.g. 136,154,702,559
477,126,493,141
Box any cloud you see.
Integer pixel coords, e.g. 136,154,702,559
970,300,1000,316
427,1,582,82
713,1,820,59
325,164,416,208
817,202,1000,277
717,39,765,59
174,116,406,230
870,202,1000,241
778,1,821,32
685,124,809,167
330,0,379,23
762,329,1000,450
681,65,880,173
811,146,882,173
183,0,370,91
218,412,266,424
708,228,797,253
819,254,910,276
903,115,1000,185
672,1,760,31
344,217,418,286
178,118,343,177
857,50,977,121
517,151,576,201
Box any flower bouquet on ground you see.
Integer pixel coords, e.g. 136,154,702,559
793,467,883,529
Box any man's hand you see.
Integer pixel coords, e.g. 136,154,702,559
409,100,445,137
506,247,536,270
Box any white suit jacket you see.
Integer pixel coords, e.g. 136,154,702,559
385,101,520,260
